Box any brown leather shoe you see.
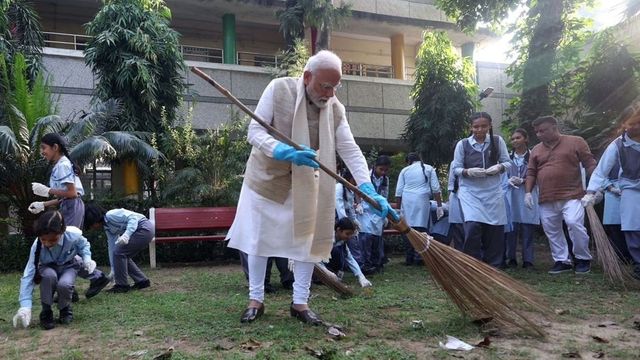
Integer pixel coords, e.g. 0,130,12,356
290,304,323,326
240,304,264,323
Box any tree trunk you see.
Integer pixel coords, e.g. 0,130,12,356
310,27,318,54
316,24,330,51
517,0,565,137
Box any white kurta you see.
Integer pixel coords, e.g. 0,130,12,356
227,81,370,262
395,162,440,228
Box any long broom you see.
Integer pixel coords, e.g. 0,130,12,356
191,66,550,336
585,205,637,288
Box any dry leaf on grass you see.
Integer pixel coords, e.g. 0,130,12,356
133,330,143,336
591,336,609,343
327,326,345,339
561,352,581,358
152,346,174,360
127,350,148,358
593,351,605,358
555,309,568,315
475,337,491,348
240,339,262,351
597,321,617,327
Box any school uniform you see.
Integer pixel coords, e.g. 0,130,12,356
50,156,85,228
601,164,631,261
356,170,388,272
103,209,154,287
451,135,511,267
587,134,640,276
325,238,365,278
335,182,362,262
395,161,440,264
504,150,540,265
447,163,465,251
19,229,93,310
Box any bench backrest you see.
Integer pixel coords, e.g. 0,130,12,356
151,207,236,231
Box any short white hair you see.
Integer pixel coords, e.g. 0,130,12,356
304,50,342,74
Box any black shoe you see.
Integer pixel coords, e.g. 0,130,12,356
59,306,73,325
86,273,110,298
574,259,591,274
106,284,131,293
240,304,264,323
507,259,518,268
522,261,534,270
40,305,56,330
290,304,323,326
548,261,573,274
264,284,277,294
131,279,151,290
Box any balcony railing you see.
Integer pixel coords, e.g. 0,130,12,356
42,32,405,80
343,62,394,78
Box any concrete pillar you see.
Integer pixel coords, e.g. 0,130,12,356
461,42,475,59
222,13,237,64
391,34,405,80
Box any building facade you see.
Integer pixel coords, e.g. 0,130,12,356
35,0,512,152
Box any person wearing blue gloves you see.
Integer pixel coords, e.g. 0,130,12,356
226,50,397,325
84,204,154,293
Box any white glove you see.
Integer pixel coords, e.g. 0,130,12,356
28,201,45,214
13,307,31,328
485,164,504,176
465,168,487,178
508,176,524,188
436,206,444,220
358,274,372,288
116,233,130,246
31,182,50,197
84,259,96,274
524,193,534,209
581,193,596,207
608,186,621,196
594,190,604,204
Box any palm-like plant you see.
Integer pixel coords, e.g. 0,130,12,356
277,0,351,53
1,55,162,235
0,0,44,84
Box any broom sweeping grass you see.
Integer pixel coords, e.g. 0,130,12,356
585,205,638,289
191,66,551,338
313,263,355,297
392,218,549,337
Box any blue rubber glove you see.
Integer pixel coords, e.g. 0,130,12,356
358,182,399,221
272,142,319,169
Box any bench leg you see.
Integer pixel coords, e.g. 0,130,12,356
149,239,157,268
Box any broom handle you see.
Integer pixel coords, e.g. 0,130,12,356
190,66,388,216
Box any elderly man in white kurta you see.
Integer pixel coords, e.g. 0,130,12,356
227,50,397,325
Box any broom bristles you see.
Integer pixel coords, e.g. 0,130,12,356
394,219,549,337
313,264,354,297
585,206,637,288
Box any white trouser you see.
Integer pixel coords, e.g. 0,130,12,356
539,199,592,262
248,255,314,304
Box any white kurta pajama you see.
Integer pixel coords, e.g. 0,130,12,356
227,78,370,264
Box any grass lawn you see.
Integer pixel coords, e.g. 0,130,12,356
1,246,640,359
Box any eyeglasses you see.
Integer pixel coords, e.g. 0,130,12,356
320,82,342,91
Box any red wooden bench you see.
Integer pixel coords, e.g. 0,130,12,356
149,207,236,268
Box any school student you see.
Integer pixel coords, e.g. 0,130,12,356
446,162,465,251
583,104,640,280
504,128,540,269
451,112,511,268
357,155,391,274
84,204,154,293
28,133,110,298
321,217,372,287
335,168,362,262
395,152,442,265
600,162,631,261
13,211,97,330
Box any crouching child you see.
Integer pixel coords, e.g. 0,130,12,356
84,204,154,293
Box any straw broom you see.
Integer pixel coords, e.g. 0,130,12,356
313,263,354,297
585,205,637,288
191,66,550,336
